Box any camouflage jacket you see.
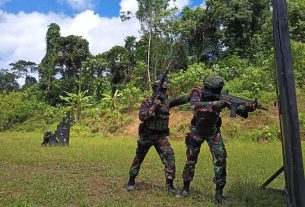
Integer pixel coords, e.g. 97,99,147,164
190,87,249,134
138,94,191,135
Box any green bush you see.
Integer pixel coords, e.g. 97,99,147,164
119,82,145,111
43,105,58,125
0,92,48,131
225,66,274,98
211,55,249,81
291,40,305,88
170,63,212,97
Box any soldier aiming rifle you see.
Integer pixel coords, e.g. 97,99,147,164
176,74,266,204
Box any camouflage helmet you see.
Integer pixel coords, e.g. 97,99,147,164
204,74,225,89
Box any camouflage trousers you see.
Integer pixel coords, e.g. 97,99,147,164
129,134,176,180
182,128,227,189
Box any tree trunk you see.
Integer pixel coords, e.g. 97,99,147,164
47,74,51,92
147,30,152,91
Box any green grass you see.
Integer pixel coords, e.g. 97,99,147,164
0,132,304,207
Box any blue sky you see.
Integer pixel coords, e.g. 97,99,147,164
1,0,120,17
0,0,204,84
1,0,203,17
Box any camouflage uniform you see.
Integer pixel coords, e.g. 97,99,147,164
179,80,253,201
129,95,190,180
182,87,229,188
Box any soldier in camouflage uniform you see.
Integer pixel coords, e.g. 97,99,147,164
127,79,191,194
177,74,256,203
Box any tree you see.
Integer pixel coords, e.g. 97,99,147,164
179,0,271,62
9,60,38,79
39,23,61,92
124,36,137,82
291,40,305,88
23,76,38,89
56,35,90,81
0,69,19,92
135,0,177,90
81,54,109,100
288,0,305,42
39,23,93,105
102,46,129,96
206,0,271,59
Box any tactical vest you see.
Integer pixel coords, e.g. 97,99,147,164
144,100,170,132
192,88,221,136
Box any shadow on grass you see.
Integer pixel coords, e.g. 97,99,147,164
133,181,164,191
226,181,286,207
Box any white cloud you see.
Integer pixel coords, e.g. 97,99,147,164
200,1,206,9
120,0,191,14
58,0,94,11
120,0,138,14
170,0,191,10
0,9,139,86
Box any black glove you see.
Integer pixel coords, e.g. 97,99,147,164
212,100,230,110
245,101,256,112
150,98,162,112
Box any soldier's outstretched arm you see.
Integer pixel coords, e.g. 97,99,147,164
168,93,192,108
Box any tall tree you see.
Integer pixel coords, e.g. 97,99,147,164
81,54,108,100
56,35,90,81
39,23,61,92
135,0,176,89
180,0,271,62
102,46,129,96
124,36,137,82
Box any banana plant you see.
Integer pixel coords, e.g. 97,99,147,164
60,90,92,122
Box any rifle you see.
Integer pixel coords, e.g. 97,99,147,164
220,94,268,117
153,70,169,102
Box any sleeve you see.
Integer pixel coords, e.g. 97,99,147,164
190,90,213,112
139,99,153,121
168,94,191,108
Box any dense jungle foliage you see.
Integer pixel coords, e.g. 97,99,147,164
0,0,305,139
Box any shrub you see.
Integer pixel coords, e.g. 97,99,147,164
119,82,145,111
170,63,212,97
0,92,48,130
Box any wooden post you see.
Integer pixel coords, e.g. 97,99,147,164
271,0,305,206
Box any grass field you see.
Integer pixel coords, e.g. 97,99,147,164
0,132,304,207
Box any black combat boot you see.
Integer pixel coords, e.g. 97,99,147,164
175,181,190,198
126,176,136,191
215,186,227,204
166,179,176,195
